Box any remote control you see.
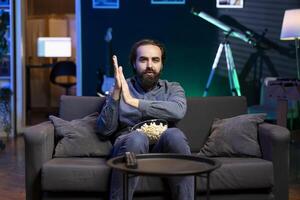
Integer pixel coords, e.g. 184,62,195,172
125,152,138,169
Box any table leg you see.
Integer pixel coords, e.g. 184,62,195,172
277,98,288,127
123,173,128,200
206,173,210,200
194,176,197,200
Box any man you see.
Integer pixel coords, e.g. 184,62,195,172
97,39,193,200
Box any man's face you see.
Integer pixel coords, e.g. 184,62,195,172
134,44,163,89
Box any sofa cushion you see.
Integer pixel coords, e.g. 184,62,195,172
199,114,265,157
42,157,165,193
177,96,247,152
42,157,273,193
42,158,111,192
50,113,112,157
197,157,274,191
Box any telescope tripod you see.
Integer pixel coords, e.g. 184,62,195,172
239,45,278,104
203,41,241,97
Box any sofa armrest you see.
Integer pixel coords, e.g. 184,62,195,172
24,121,55,200
258,123,290,200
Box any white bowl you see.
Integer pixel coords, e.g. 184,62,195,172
131,119,168,144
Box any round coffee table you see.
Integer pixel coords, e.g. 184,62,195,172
107,153,221,200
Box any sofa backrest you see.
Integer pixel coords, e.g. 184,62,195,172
177,96,247,152
59,95,247,153
59,95,106,121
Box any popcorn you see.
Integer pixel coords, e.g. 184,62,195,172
136,122,168,144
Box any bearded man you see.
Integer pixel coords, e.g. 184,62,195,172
97,39,193,200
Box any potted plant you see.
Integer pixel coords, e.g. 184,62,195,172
0,9,9,77
0,8,10,151
0,9,9,60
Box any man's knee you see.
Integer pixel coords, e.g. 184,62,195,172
162,128,187,142
159,128,190,154
125,131,149,152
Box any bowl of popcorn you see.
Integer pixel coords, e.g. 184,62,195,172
131,119,168,144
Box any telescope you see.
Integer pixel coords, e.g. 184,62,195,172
191,9,245,96
191,9,256,47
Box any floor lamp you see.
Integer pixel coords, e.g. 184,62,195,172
37,37,72,63
280,9,300,79
36,37,72,107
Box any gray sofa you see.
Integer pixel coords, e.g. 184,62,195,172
24,95,290,200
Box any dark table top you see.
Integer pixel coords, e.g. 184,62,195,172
107,153,221,176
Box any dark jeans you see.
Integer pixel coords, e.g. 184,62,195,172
109,128,194,200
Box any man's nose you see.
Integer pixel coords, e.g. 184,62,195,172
147,60,153,68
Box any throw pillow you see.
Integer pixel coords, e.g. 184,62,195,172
49,112,112,157
199,113,266,157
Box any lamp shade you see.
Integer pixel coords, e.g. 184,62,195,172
280,9,300,40
37,37,72,57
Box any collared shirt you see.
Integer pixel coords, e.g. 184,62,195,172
97,76,187,137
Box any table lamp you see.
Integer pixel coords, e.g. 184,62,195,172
280,9,300,79
37,37,72,63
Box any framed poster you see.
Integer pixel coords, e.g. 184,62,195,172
216,0,243,8
0,0,9,8
93,0,119,9
151,0,185,5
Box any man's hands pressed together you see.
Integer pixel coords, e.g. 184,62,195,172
111,55,122,101
119,66,140,108
112,55,139,108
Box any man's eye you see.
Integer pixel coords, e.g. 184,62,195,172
153,59,160,63
139,58,147,62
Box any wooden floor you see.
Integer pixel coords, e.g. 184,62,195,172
0,137,25,200
0,136,299,200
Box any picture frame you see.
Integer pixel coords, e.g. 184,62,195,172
151,0,185,5
92,0,119,9
0,0,9,8
216,0,244,8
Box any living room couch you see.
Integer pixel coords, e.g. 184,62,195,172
24,95,290,200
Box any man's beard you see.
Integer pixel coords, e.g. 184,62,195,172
137,69,161,91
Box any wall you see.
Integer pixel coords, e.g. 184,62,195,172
27,0,75,15
216,0,300,105
80,0,299,101
81,0,218,97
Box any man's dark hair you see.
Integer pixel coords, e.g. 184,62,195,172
129,39,166,67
